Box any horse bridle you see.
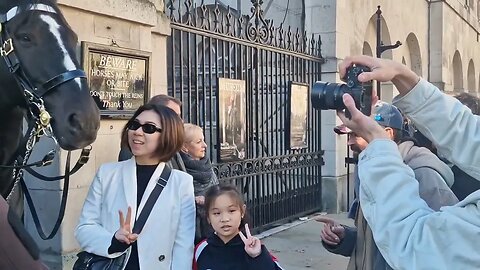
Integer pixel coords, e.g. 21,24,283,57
0,4,92,240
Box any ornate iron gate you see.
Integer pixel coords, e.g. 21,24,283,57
166,0,324,232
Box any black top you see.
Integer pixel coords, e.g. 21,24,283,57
108,164,157,270
194,233,281,270
451,165,480,200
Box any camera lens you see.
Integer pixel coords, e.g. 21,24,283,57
311,82,349,111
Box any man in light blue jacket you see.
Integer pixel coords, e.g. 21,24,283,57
336,55,480,270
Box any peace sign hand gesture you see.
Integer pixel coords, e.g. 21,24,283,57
114,206,138,245
239,223,262,258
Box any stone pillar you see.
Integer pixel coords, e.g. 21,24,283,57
304,0,354,213
429,1,445,90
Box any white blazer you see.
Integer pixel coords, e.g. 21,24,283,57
75,158,195,270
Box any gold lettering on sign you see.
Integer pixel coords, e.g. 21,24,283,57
87,50,147,111
98,55,137,70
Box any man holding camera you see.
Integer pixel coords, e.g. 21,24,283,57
335,55,480,269
316,101,457,270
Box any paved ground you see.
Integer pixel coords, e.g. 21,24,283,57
261,213,353,270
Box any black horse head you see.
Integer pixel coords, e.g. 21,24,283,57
0,0,100,150
0,0,100,214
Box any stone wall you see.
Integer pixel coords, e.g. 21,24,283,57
302,0,480,213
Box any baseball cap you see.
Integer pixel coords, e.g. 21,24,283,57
373,101,404,130
333,124,352,135
333,102,404,135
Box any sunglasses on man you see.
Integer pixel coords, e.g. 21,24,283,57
127,120,162,134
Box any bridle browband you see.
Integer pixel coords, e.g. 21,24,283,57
0,4,91,240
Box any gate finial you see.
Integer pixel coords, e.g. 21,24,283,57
247,0,270,43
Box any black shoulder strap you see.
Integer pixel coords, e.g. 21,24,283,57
132,166,171,234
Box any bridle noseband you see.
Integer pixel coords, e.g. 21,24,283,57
0,4,92,240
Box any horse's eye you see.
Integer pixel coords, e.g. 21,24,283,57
21,34,31,42
17,34,31,43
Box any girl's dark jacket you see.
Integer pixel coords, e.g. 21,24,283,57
193,233,283,270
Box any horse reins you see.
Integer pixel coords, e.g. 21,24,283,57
0,4,92,240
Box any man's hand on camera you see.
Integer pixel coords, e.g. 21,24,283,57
339,55,420,96
337,94,389,143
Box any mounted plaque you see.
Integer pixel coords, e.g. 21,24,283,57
286,81,309,150
81,42,151,117
217,78,247,162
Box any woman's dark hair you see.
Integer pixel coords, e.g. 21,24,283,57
204,184,249,229
120,104,184,162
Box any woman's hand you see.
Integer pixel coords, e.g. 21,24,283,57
239,223,262,258
114,206,138,245
195,196,205,205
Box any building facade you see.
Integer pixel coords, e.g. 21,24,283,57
20,0,480,268
305,0,480,213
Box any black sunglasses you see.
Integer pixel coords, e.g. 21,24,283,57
127,121,162,134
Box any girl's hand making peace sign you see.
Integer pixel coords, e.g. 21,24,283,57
114,206,138,245
239,223,262,258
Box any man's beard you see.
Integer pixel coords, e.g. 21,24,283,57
350,145,362,154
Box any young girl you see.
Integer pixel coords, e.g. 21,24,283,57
193,184,283,270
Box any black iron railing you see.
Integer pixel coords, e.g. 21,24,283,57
166,0,324,232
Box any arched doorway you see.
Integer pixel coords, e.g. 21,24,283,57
467,59,475,92
452,51,463,91
406,33,422,76
362,42,373,56
363,13,394,101
363,14,393,60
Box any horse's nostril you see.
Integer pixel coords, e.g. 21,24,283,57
68,113,82,132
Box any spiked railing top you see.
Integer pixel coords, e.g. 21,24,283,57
167,0,322,57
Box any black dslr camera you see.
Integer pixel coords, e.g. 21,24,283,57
311,64,373,116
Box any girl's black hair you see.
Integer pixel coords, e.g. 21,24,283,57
204,183,249,229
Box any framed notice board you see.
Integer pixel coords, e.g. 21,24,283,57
81,42,151,118
217,78,247,162
286,81,309,150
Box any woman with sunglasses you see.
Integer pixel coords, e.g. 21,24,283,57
75,104,195,270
